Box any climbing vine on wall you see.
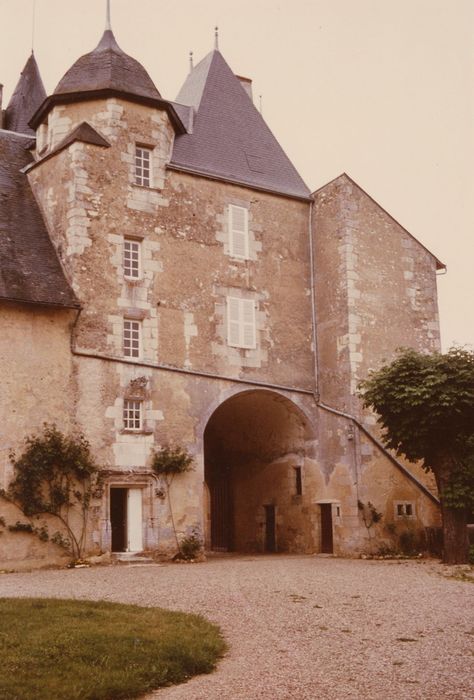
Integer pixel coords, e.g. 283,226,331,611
151,445,195,556
2,424,103,561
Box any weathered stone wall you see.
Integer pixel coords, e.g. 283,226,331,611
313,173,441,413
313,174,441,500
0,303,78,569
0,98,444,568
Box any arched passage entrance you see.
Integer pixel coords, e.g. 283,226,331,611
204,390,315,553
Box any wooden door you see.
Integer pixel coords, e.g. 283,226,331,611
320,503,334,553
210,476,232,551
265,504,276,553
127,488,143,552
110,488,127,552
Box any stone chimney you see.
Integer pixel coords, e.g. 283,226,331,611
236,75,253,102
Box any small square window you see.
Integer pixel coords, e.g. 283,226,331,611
395,501,415,518
123,320,141,358
135,146,152,187
123,400,142,431
123,239,141,279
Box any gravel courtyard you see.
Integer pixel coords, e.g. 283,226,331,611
0,555,472,700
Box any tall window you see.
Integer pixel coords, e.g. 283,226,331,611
294,467,303,496
228,204,249,259
135,146,152,187
123,320,141,358
123,400,142,431
227,296,256,349
123,238,141,279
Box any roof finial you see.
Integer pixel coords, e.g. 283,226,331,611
189,51,194,73
259,94,263,115
105,0,112,31
214,26,219,50
31,0,36,53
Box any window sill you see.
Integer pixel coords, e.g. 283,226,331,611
131,183,162,193
120,428,154,436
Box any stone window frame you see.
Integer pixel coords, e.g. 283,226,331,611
123,399,143,431
123,237,142,280
394,501,415,519
134,144,153,187
123,318,142,359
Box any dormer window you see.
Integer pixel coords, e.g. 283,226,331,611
135,146,152,187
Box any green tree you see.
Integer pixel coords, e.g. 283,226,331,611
359,347,474,564
3,424,102,561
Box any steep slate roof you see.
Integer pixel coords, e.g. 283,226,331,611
54,29,161,100
0,131,78,308
4,53,46,136
171,51,311,199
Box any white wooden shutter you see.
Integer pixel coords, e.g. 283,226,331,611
229,205,249,259
241,299,256,348
227,297,256,349
227,297,241,347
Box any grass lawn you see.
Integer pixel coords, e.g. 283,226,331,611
0,597,226,700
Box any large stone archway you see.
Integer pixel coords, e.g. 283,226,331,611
204,389,316,553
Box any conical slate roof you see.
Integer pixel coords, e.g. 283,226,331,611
54,29,161,101
171,50,310,199
5,53,46,136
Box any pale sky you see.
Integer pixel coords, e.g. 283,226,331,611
1,0,473,349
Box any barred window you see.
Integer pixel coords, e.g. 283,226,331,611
123,320,141,358
135,146,151,187
123,400,142,431
123,239,140,279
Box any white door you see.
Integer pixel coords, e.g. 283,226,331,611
127,488,143,551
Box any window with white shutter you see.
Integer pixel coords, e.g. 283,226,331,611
227,297,256,349
228,205,249,259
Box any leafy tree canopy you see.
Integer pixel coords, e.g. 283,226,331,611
359,347,474,468
359,347,474,563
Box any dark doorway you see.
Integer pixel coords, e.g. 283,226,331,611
110,488,127,552
264,505,276,552
204,390,313,553
209,472,232,551
320,503,333,553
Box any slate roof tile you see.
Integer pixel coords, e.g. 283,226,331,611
4,54,46,136
0,131,78,308
171,51,310,199
54,29,161,101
